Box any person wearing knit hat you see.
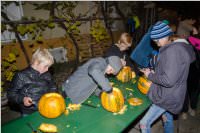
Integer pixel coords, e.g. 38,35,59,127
150,21,173,41
106,56,123,75
139,21,195,133
62,56,122,104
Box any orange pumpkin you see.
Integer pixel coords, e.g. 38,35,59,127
101,87,124,113
137,76,152,94
117,66,132,82
38,93,66,118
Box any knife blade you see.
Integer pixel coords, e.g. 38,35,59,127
27,122,37,133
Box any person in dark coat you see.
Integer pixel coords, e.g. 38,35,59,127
7,48,57,116
62,56,122,104
139,21,195,133
177,16,198,38
181,36,200,119
104,33,139,74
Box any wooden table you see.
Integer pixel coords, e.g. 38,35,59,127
2,77,151,133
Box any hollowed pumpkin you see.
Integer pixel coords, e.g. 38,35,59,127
101,87,124,113
38,93,66,118
117,66,132,82
137,76,151,94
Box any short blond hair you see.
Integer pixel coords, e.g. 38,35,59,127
31,48,54,65
118,33,132,46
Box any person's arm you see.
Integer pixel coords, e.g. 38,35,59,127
7,73,25,104
148,48,181,87
88,63,112,92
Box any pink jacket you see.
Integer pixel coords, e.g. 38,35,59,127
188,36,200,50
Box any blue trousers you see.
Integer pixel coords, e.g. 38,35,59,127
140,104,174,133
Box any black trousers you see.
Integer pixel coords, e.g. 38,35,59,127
182,61,200,112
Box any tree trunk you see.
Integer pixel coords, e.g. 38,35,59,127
50,2,79,69
2,12,30,64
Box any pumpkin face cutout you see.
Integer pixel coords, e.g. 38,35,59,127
137,76,151,94
101,87,124,113
116,66,132,82
38,93,66,118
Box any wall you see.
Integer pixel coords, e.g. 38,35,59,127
1,37,75,70
22,1,94,39
1,1,125,70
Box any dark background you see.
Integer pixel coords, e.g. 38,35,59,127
155,1,200,18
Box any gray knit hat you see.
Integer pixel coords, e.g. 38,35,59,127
107,56,122,75
150,21,173,40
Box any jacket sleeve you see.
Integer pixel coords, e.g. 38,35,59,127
88,63,112,92
7,73,25,104
148,48,181,87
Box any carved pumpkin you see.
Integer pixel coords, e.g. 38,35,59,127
137,76,152,94
38,93,66,118
117,66,132,82
101,87,124,113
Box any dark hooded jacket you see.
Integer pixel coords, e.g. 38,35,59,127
7,66,57,114
147,42,195,114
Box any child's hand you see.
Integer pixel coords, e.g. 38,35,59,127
193,27,198,35
106,88,113,94
139,68,151,77
23,97,33,106
120,59,126,66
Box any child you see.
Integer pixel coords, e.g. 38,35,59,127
140,21,195,133
7,48,57,116
62,56,122,104
105,33,138,73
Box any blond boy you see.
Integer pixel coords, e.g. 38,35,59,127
7,48,57,116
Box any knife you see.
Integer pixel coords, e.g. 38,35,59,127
82,103,97,108
27,122,38,133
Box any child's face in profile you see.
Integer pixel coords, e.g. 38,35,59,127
35,62,51,74
105,65,115,75
119,43,131,51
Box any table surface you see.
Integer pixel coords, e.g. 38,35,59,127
2,77,151,133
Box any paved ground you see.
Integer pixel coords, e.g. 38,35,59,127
127,101,200,133
127,112,200,133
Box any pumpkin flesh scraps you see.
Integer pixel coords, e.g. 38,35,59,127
113,105,127,115
39,123,57,133
67,104,81,111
